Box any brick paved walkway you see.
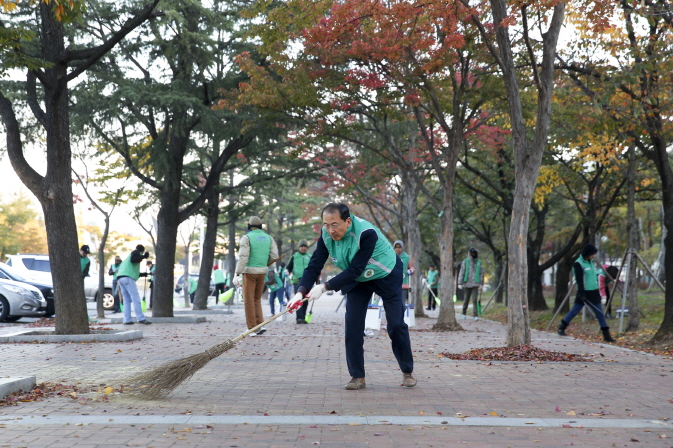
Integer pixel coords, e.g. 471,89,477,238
1,293,671,447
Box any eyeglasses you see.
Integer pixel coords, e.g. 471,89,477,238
324,221,345,231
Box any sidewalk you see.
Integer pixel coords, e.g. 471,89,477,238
1,293,671,447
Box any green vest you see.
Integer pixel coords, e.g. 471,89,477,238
110,263,120,280
321,215,397,282
188,277,198,294
213,268,226,284
399,252,410,285
117,252,141,280
574,255,598,291
463,258,482,283
427,270,438,286
291,251,312,284
246,229,271,268
265,269,283,292
149,265,155,281
80,256,90,274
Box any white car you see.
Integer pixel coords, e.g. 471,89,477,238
0,278,47,322
5,254,115,309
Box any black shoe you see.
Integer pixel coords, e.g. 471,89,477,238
297,319,306,324
138,320,152,325
557,319,569,336
123,322,134,325
601,326,616,342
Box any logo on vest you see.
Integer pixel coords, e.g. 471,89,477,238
364,269,375,278
331,257,338,263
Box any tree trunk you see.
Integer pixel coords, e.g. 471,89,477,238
152,190,182,317
626,145,640,331
655,206,666,285
489,0,565,346
400,170,425,318
433,159,463,331
194,190,219,310
494,254,505,303
554,253,574,314
97,214,110,319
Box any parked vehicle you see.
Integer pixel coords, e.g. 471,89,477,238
5,254,115,310
174,273,216,296
0,262,55,317
0,278,48,322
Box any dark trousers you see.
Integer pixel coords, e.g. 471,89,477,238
269,287,285,314
112,279,121,312
294,283,309,321
427,288,438,309
215,283,226,304
149,281,154,309
563,290,608,328
344,257,413,378
462,287,479,316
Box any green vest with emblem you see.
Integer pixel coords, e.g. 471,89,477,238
399,252,410,285
247,229,271,268
574,255,598,291
322,215,397,282
117,252,141,280
291,251,312,284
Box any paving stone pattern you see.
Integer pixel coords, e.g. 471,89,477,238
0,294,672,447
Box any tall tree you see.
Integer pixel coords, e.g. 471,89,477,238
0,0,160,334
468,0,566,345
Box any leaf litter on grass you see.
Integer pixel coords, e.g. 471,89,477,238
439,344,592,362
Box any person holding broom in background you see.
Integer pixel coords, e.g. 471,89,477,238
458,247,484,320
394,241,414,304
287,203,415,390
233,216,279,336
287,240,313,324
557,243,616,342
118,244,152,325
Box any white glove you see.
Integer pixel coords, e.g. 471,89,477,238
601,297,607,305
287,292,304,313
308,284,327,301
457,285,463,290
232,275,242,287
407,268,414,276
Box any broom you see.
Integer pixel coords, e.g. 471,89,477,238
305,299,315,323
124,295,309,399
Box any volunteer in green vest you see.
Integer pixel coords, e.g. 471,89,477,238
117,244,152,325
558,244,616,342
188,276,198,304
233,216,279,336
458,247,484,320
393,241,414,304
265,265,284,315
212,265,228,304
79,245,91,281
108,256,122,313
425,265,439,310
286,240,313,324
287,203,416,390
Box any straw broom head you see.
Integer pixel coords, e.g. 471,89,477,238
124,295,309,399
125,339,235,399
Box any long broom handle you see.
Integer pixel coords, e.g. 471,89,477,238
230,296,310,344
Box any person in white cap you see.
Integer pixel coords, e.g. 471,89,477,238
233,216,279,336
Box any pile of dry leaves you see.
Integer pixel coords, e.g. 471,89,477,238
440,344,593,362
0,382,90,406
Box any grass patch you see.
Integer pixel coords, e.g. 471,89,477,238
480,290,673,358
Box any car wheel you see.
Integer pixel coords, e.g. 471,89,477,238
0,296,9,322
102,289,115,310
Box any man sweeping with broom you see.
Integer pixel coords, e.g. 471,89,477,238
287,203,416,390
